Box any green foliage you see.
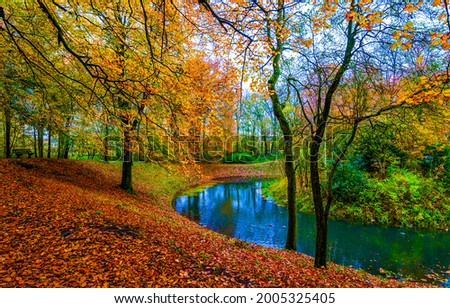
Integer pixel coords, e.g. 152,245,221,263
223,152,280,164
223,152,257,163
262,178,312,212
354,124,408,176
332,161,368,202
262,178,288,203
420,144,450,185
360,169,450,228
336,168,450,229
264,167,450,230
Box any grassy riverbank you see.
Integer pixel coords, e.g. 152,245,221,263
262,173,450,230
1,159,434,287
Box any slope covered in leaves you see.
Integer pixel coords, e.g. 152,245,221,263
0,159,433,287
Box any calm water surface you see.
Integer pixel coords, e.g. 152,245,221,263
174,181,450,286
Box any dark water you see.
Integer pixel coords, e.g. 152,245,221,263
174,181,450,286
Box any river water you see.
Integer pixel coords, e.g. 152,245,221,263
174,181,450,286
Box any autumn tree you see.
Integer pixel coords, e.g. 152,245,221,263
1,1,239,189
197,0,449,267
285,0,449,267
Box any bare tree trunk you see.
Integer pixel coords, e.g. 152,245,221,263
121,125,133,193
103,124,109,162
63,142,70,159
57,131,62,158
38,127,44,158
310,142,327,267
4,105,11,158
34,128,38,158
47,128,51,158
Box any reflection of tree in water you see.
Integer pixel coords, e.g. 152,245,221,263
218,184,236,235
186,195,200,222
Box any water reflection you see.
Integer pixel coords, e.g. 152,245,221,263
174,181,450,286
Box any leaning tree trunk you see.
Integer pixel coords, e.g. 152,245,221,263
268,26,297,250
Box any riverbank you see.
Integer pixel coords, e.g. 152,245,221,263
262,178,450,230
1,159,434,287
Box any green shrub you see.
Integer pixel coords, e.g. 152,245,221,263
332,162,368,202
263,167,450,229
420,144,450,186
358,168,450,228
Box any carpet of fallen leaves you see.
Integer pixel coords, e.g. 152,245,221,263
1,159,434,288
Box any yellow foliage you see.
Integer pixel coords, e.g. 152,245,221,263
403,21,414,31
403,4,418,13
431,39,441,46
392,30,402,40
438,13,447,20
402,42,412,50
302,38,314,48
391,41,402,50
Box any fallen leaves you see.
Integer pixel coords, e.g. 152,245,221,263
0,159,435,288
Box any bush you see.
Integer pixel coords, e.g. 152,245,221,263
420,144,450,186
354,126,408,176
263,166,450,229
358,168,450,228
332,162,368,202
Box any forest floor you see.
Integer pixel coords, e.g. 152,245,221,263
0,159,435,287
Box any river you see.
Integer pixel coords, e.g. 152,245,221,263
174,180,450,286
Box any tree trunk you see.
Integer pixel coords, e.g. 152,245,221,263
309,14,357,268
57,131,62,158
314,212,328,267
103,124,109,162
121,126,134,193
34,128,38,158
58,131,70,159
38,127,44,158
310,143,327,267
284,140,297,250
4,105,11,158
262,133,269,156
47,128,51,158
63,140,70,159
62,116,72,159
267,20,297,250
